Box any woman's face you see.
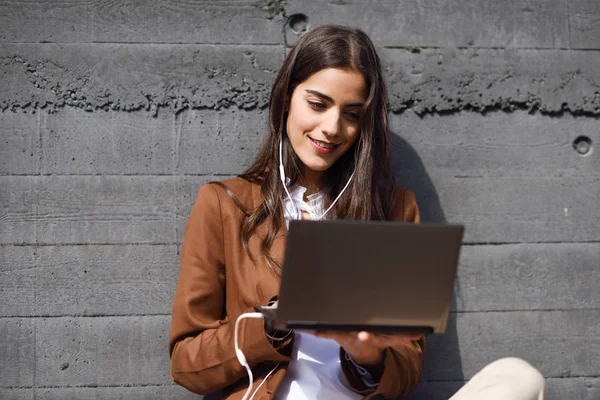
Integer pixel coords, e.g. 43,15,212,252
286,67,367,183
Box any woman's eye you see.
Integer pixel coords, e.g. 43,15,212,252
346,111,360,121
308,101,326,110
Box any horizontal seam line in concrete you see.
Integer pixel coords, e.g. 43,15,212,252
2,42,599,52
3,309,600,319
2,241,600,247
2,376,599,389
452,308,600,314
0,41,285,47
452,175,600,178
3,174,600,178
462,240,600,246
3,107,600,118
0,173,234,177
0,243,181,246
331,44,596,52
0,383,180,389
0,314,171,319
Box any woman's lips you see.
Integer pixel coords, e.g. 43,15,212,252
309,137,339,154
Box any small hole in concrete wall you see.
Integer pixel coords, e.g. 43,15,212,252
573,136,593,156
288,14,309,35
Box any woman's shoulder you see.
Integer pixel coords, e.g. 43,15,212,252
393,187,416,204
392,186,419,223
197,176,258,211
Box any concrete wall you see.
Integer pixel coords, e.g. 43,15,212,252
1,1,599,399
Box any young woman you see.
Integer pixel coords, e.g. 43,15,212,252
169,26,545,400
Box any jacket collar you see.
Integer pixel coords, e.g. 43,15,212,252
250,178,287,238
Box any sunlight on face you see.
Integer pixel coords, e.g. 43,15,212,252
286,68,367,185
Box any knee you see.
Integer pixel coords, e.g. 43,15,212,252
484,357,545,396
486,357,543,378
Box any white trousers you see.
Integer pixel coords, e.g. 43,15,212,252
449,357,545,400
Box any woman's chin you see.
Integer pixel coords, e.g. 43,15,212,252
303,161,334,173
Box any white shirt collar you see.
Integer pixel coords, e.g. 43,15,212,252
283,179,327,224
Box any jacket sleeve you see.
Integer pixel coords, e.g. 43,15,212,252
340,188,425,399
168,184,292,395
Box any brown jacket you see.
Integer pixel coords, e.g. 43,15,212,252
168,177,425,399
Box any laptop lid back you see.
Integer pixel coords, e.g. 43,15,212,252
275,220,464,334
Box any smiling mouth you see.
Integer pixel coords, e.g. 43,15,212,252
309,137,340,150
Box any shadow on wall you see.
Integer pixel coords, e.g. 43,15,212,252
391,132,465,399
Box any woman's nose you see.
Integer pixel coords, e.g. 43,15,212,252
321,109,341,137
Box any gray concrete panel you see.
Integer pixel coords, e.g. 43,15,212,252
398,175,600,242
0,176,176,245
0,176,38,244
35,176,177,244
1,44,284,114
42,109,174,175
284,0,569,49
0,318,35,387
175,109,266,175
179,175,600,244
0,389,33,400
3,45,600,116
3,245,177,317
545,377,600,400
5,108,599,177
34,386,201,400
4,108,266,176
391,111,600,177
455,243,600,311
2,378,598,399
21,310,600,386
2,243,596,318
424,310,600,381
0,0,284,45
569,1,600,50
35,316,171,387
380,48,600,115
3,173,598,245
0,245,36,316
1,378,598,400
0,112,41,175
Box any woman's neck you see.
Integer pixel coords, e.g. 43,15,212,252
299,168,323,197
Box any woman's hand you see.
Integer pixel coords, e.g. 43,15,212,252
311,331,422,368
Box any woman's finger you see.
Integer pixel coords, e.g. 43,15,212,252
363,332,422,348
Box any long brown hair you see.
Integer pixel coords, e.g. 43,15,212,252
220,25,395,275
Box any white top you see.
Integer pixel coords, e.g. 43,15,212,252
275,182,377,399
282,180,327,223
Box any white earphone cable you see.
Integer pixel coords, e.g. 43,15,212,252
233,138,354,399
234,312,279,400
279,138,302,218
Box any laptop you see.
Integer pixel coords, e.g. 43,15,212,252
256,220,464,335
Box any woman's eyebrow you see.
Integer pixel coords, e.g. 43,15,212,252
305,89,364,107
